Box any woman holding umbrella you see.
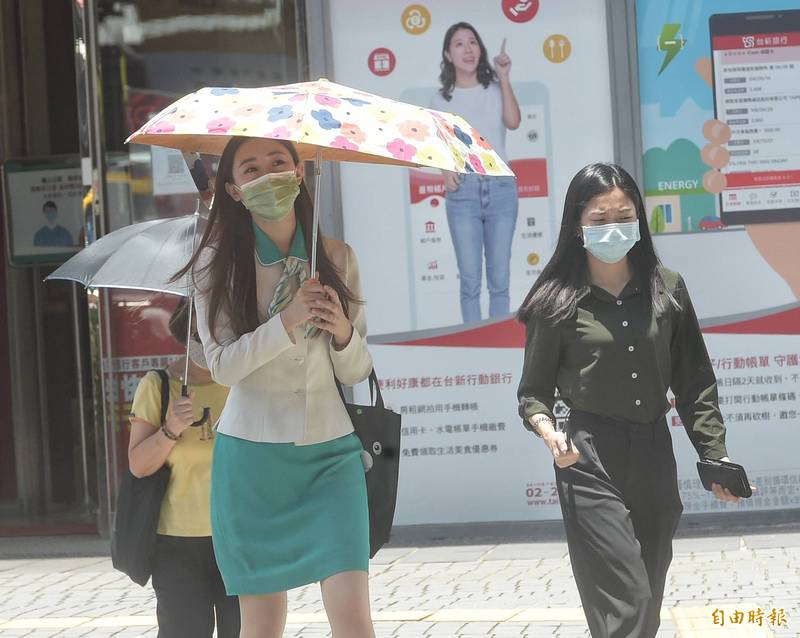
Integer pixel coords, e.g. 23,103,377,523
128,298,239,637
178,136,375,637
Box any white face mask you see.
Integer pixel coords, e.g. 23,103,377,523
581,221,641,264
187,338,208,370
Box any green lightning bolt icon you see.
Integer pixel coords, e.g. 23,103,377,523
657,23,687,75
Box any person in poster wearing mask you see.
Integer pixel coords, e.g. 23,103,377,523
431,22,521,324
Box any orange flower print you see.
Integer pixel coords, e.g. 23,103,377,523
340,122,367,144
397,120,430,141
235,104,265,117
472,128,493,150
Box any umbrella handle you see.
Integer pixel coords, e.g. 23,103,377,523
182,383,211,427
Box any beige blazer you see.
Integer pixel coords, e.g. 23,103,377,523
194,237,373,445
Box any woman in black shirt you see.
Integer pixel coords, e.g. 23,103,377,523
517,163,749,638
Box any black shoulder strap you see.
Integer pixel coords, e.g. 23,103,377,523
151,369,170,426
335,369,384,409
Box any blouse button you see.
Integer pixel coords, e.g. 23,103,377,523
628,345,635,352
635,399,642,406
616,300,623,306
622,320,629,327
631,372,638,379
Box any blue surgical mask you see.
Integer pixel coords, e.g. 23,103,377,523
581,221,640,264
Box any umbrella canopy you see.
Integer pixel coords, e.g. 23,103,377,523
127,78,514,177
47,213,205,297
48,212,211,417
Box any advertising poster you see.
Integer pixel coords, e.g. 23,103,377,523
328,0,616,523
101,291,183,491
3,157,84,265
637,0,800,514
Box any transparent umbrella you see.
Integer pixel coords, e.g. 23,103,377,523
46,210,210,425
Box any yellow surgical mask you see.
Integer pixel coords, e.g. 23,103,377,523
237,170,300,221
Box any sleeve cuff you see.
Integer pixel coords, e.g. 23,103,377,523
700,442,729,461
329,325,372,385
518,398,555,435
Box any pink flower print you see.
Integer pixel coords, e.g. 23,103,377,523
331,135,358,151
265,126,292,139
468,153,486,174
289,93,307,102
430,111,453,131
206,117,235,133
315,94,341,107
387,138,417,161
340,122,366,144
397,120,430,142
235,104,265,117
145,120,175,134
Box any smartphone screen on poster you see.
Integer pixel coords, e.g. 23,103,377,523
709,9,800,225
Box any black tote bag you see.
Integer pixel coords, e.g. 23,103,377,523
111,369,171,586
338,370,402,558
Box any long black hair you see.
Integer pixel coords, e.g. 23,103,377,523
174,137,359,341
438,22,497,101
517,163,676,325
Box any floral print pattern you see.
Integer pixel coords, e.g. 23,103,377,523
206,117,235,134
340,122,367,144
128,79,512,177
331,135,358,151
311,109,341,130
397,120,430,141
267,105,293,121
387,138,417,161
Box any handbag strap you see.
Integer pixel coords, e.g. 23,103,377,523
335,369,385,409
151,369,170,426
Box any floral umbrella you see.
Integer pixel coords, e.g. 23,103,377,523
127,78,514,271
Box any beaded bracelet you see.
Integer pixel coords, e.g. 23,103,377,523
161,424,180,441
529,415,554,437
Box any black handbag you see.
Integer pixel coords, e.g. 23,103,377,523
111,369,171,586
337,370,402,558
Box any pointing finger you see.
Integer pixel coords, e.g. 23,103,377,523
500,38,507,55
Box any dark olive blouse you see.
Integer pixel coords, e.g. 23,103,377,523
517,267,727,460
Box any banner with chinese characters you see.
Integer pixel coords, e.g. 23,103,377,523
636,0,800,516
328,0,616,524
101,291,183,489
328,0,800,525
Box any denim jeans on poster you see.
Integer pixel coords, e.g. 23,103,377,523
445,173,519,323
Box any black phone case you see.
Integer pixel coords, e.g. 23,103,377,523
696,459,752,498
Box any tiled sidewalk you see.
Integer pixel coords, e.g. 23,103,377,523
0,532,798,637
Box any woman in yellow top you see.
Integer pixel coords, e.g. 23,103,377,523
128,299,239,638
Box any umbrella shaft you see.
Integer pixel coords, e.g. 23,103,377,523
311,149,322,278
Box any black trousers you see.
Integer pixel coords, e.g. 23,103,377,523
151,535,240,638
556,410,683,638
